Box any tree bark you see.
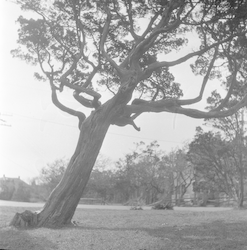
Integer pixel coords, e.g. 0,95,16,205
10,99,120,228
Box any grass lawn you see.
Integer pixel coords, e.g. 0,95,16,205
0,206,247,250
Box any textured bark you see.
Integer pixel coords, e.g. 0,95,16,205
10,210,38,228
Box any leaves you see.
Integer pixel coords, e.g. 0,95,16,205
39,158,68,192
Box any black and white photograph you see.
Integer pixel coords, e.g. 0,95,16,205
0,0,246,249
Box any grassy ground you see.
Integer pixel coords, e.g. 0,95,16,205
0,206,247,250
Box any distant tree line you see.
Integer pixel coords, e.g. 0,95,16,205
33,109,247,208
35,142,193,206
1,110,246,207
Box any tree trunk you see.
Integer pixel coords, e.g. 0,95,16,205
10,100,119,228
238,167,244,208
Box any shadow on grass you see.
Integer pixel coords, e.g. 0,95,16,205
0,227,58,250
145,220,247,250
74,220,247,250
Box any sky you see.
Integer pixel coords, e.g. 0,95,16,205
0,1,218,182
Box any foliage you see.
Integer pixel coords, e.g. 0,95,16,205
204,108,247,206
11,0,247,127
83,157,116,201
165,148,194,202
115,141,165,204
187,126,247,205
188,128,229,193
152,202,173,210
114,141,193,204
39,158,68,193
38,155,115,200
35,144,193,205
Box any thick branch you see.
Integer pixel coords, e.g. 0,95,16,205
176,46,218,106
210,55,238,112
59,52,82,91
129,3,184,64
126,94,247,119
64,80,101,100
75,14,98,71
125,0,141,41
83,65,101,89
211,72,236,112
111,106,141,131
100,7,124,77
73,91,101,109
119,9,161,69
111,114,140,131
59,64,101,110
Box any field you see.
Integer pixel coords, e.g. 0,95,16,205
0,206,247,250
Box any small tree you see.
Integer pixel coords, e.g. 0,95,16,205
10,0,247,227
167,149,193,205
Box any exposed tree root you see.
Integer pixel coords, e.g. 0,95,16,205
10,210,39,228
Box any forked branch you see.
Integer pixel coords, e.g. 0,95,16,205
176,46,218,106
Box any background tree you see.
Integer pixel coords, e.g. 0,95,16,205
39,158,68,193
10,0,247,227
167,149,194,205
114,141,193,206
205,108,247,207
115,141,164,205
83,156,115,202
187,126,247,207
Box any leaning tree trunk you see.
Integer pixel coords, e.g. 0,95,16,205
10,99,119,228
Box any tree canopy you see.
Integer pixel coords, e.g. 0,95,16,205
12,0,247,130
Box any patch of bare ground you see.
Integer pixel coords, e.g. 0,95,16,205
0,206,247,250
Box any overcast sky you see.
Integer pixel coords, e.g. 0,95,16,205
0,1,219,182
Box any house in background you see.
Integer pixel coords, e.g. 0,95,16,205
0,175,30,201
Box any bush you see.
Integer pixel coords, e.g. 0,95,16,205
152,202,173,210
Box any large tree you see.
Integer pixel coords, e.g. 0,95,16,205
187,126,247,207
206,94,247,206
10,0,247,227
